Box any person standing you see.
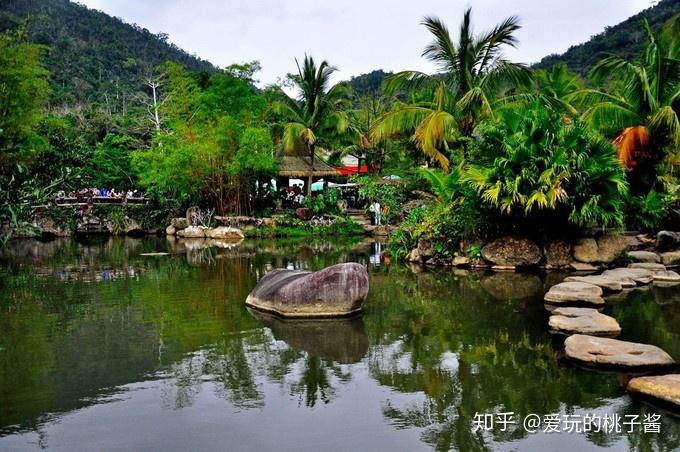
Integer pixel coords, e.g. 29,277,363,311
370,200,381,225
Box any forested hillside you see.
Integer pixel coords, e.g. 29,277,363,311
535,0,680,75
0,0,216,108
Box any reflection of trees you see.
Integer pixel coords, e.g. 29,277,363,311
365,266,676,451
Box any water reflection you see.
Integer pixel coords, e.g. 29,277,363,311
0,237,678,451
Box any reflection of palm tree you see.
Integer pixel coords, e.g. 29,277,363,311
290,356,351,408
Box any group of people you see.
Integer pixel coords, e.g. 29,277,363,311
55,188,144,203
280,185,306,208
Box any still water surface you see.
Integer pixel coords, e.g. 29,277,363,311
0,236,678,451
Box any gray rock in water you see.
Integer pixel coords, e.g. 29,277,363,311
629,262,667,274
205,226,244,240
627,374,680,411
602,268,653,285
627,250,661,263
544,281,605,307
653,270,680,283
176,225,207,238
656,230,680,252
564,334,676,370
481,237,542,267
563,275,626,292
246,263,369,318
549,307,621,337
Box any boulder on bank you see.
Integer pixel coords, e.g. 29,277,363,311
660,251,680,267
544,241,572,268
656,230,680,251
123,217,144,236
544,281,605,307
481,237,542,267
573,233,631,264
205,226,244,240
564,334,676,370
245,263,369,318
627,374,680,411
295,207,312,220
176,225,207,238
548,307,621,337
33,215,70,238
171,217,190,230
166,225,176,235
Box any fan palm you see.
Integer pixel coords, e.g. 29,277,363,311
274,55,351,194
371,8,532,172
575,18,680,176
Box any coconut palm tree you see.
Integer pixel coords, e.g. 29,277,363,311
576,18,680,181
371,8,532,172
275,55,351,194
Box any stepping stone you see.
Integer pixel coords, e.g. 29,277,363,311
544,282,604,307
563,275,624,292
549,308,621,337
627,374,680,411
602,268,653,285
627,250,661,263
653,270,680,283
564,334,676,370
569,262,598,272
629,263,666,274
140,252,170,256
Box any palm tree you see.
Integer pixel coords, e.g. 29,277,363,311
575,18,680,183
534,64,583,115
371,8,532,172
335,94,391,174
275,55,351,194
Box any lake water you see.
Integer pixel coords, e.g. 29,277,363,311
0,236,678,451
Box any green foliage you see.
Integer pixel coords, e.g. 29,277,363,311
351,175,409,224
302,189,341,215
372,8,533,171
0,25,49,171
464,104,629,229
245,215,364,238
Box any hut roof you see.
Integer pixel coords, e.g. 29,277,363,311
277,155,339,177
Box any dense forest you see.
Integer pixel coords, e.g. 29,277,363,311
535,0,680,75
0,0,216,108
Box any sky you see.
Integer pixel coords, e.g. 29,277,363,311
79,0,656,87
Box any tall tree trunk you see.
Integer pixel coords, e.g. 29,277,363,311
307,143,314,196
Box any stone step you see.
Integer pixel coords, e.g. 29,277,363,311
548,308,621,337
627,374,680,411
564,334,676,370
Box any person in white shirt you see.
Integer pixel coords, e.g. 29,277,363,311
369,200,381,225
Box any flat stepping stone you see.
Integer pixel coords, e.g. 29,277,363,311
628,263,666,274
602,268,653,285
564,334,676,370
140,252,170,256
627,250,661,263
549,308,621,337
653,270,680,283
627,374,680,412
660,251,680,267
563,275,624,291
544,282,604,307
569,262,598,272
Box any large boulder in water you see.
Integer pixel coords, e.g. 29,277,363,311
656,230,680,251
481,237,542,267
246,263,369,318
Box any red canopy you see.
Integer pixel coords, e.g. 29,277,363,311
335,165,368,176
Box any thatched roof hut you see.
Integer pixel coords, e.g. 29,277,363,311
277,156,339,178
